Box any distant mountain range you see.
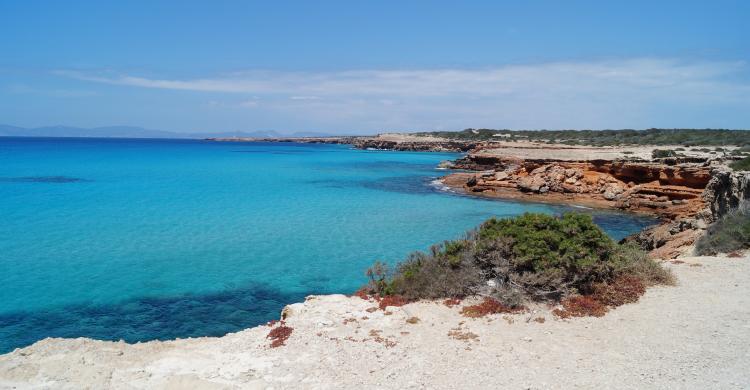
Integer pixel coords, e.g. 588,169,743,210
0,125,336,139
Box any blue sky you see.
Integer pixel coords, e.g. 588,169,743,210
1,1,748,134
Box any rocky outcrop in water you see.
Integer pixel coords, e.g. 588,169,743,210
455,155,712,220
351,139,479,152
445,151,750,258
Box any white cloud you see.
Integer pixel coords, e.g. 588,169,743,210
290,95,321,100
54,59,750,130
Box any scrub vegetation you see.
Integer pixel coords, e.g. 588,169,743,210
362,213,673,317
695,203,750,256
417,128,750,146
730,156,750,171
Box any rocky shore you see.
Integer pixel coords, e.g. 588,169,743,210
1,253,748,389
3,133,748,389
438,142,749,259
208,133,480,152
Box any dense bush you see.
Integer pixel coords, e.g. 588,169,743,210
363,213,672,307
695,203,750,255
730,157,750,171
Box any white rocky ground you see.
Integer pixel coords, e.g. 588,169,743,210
1,254,748,390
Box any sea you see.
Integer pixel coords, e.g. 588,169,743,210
0,137,656,352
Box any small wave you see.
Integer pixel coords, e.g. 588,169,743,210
429,178,452,192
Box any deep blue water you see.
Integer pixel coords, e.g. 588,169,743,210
0,137,656,353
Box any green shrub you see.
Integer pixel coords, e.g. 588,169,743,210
730,157,750,171
695,204,750,255
652,149,679,159
364,213,671,305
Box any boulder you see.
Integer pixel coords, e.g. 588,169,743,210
518,176,547,193
494,171,510,181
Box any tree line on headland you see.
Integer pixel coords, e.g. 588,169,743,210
417,128,750,146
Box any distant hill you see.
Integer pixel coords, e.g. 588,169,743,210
0,125,334,139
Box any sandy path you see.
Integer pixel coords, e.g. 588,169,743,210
1,254,748,389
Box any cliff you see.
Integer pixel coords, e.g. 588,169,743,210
451,153,713,220
443,147,748,258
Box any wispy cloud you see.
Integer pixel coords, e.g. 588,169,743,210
54,59,750,130
7,83,98,98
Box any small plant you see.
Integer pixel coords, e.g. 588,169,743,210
460,297,524,318
405,316,420,324
651,149,679,159
378,295,409,310
553,295,608,318
443,298,461,307
267,322,293,348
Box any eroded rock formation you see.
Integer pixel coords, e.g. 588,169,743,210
454,155,712,220
445,152,745,258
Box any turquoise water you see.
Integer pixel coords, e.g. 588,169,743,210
0,138,655,352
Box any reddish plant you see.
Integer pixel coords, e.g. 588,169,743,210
727,251,743,258
460,297,525,318
592,275,646,307
378,295,409,310
352,286,371,300
443,298,461,308
553,295,607,318
267,322,293,348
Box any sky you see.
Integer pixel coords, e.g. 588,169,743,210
0,1,748,134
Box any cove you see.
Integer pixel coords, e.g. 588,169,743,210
0,138,656,352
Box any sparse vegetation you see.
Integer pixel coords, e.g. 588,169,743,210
267,322,293,348
651,149,681,159
460,297,524,318
361,213,672,316
695,203,750,255
416,128,750,146
730,157,750,171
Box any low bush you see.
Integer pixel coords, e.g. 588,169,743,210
553,295,608,318
695,203,750,255
460,297,524,318
378,295,409,310
730,157,750,171
361,213,672,315
652,149,680,159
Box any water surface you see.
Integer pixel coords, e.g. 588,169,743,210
0,138,655,352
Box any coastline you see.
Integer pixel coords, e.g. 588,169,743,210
2,136,748,389
2,252,748,389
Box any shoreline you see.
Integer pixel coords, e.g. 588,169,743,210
2,136,748,388
2,253,748,389
439,172,661,218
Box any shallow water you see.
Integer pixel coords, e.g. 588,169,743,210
0,138,656,352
